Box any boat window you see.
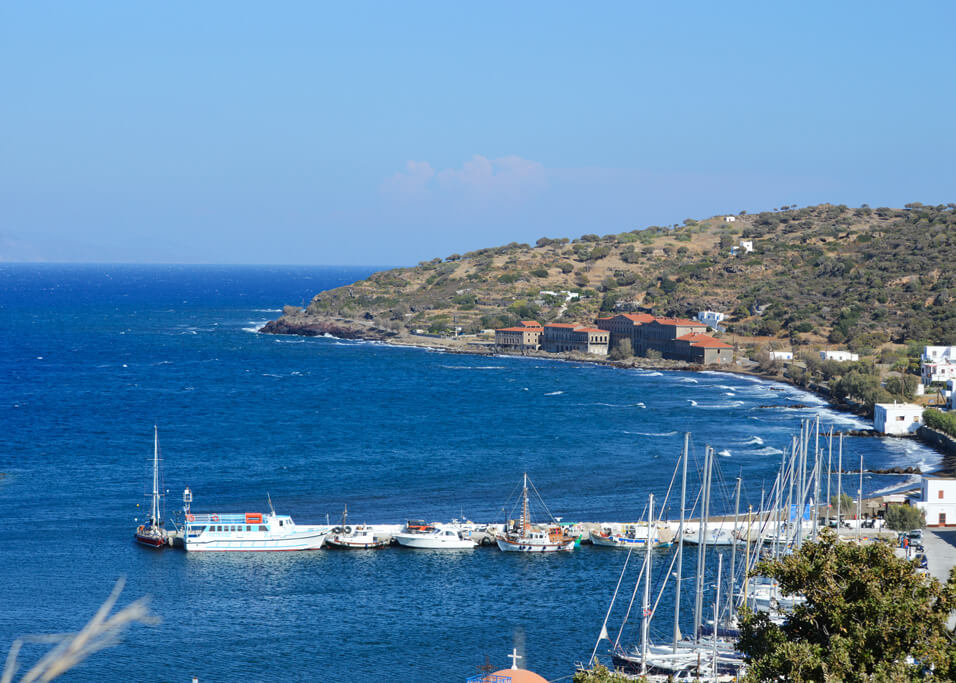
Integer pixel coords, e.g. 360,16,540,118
279,520,283,527
246,525,251,531
216,525,222,532
259,525,268,531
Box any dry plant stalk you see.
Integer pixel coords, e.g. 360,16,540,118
2,577,159,683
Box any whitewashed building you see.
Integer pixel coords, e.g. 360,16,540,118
873,402,923,435
696,311,725,330
740,240,754,253
723,215,737,223
821,350,859,362
913,476,956,527
768,350,794,361
921,346,956,385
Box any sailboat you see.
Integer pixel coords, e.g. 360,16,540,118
134,425,169,548
496,473,575,552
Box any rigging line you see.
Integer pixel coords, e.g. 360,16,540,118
526,476,559,524
588,547,634,668
612,546,648,651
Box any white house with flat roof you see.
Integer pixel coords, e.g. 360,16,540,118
821,350,859,362
921,346,956,385
696,311,725,330
723,215,736,223
768,350,794,361
873,402,923,435
913,476,956,527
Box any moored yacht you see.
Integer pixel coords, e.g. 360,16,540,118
394,527,477,549
134,426,169,548
182,489,329,552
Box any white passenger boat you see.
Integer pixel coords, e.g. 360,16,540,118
394,527,477,549
496,473,575,552
182,489,329,552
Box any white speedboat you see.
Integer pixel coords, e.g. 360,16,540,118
182,490,328,552
394,527,476,549
496,473,575,552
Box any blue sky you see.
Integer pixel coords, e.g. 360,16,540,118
2,2,954,265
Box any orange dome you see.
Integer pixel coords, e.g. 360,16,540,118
491,669,548,683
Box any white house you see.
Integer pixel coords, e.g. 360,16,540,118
920,345,956,385
768,350,794,361
723,215,737,223
821,350,859,362
912,476,956,527
539,290,579,302
740,240,754,253
696,311,725,330
873,402,923,435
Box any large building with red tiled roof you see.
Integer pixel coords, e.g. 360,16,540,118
494,325,541,351
593,312,732,363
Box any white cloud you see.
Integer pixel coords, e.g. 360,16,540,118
380,154,547,203
379,160,435,199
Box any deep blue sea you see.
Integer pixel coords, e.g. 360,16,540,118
0,264,940,682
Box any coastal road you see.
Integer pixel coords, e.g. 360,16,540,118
923,529,956,629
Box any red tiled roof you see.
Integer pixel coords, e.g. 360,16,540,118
675,333,732,349
655,317,706,327
575,328,606,334
520,320,542,328
497,327,539,333
622,313,655,323
544,323,577,328
596,316,614,321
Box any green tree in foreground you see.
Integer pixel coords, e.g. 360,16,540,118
608,338,633,360
737,529,956,682
830,491,853,513
572,663,630,682
885,503,926,531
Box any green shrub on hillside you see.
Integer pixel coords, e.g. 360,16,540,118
924,409,956,438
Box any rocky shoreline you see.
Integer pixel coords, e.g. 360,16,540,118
259,312,954,475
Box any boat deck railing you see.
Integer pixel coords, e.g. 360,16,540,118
187,513,250,525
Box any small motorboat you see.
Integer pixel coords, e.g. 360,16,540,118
394,527,477,549
325,505,387,549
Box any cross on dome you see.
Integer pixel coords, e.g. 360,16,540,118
508,648,522,670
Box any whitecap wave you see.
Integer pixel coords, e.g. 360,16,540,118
624,430,679,437
752,446,785,456
743,436,764,446
440,365,506,370
680,378,699,383
718,449,732,457
545,390,564,396
635,402,646,408
636,371,663,377
688,399,698,406
251,308,281,313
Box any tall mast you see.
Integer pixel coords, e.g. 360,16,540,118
673,433,689,652
694,445,712,643
826,427,833,528
151,425,160,524
857,454,864,542
712,554,723,681
521,472,530,533
727,476,741,627
640,493,654,676
836,434,843,529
